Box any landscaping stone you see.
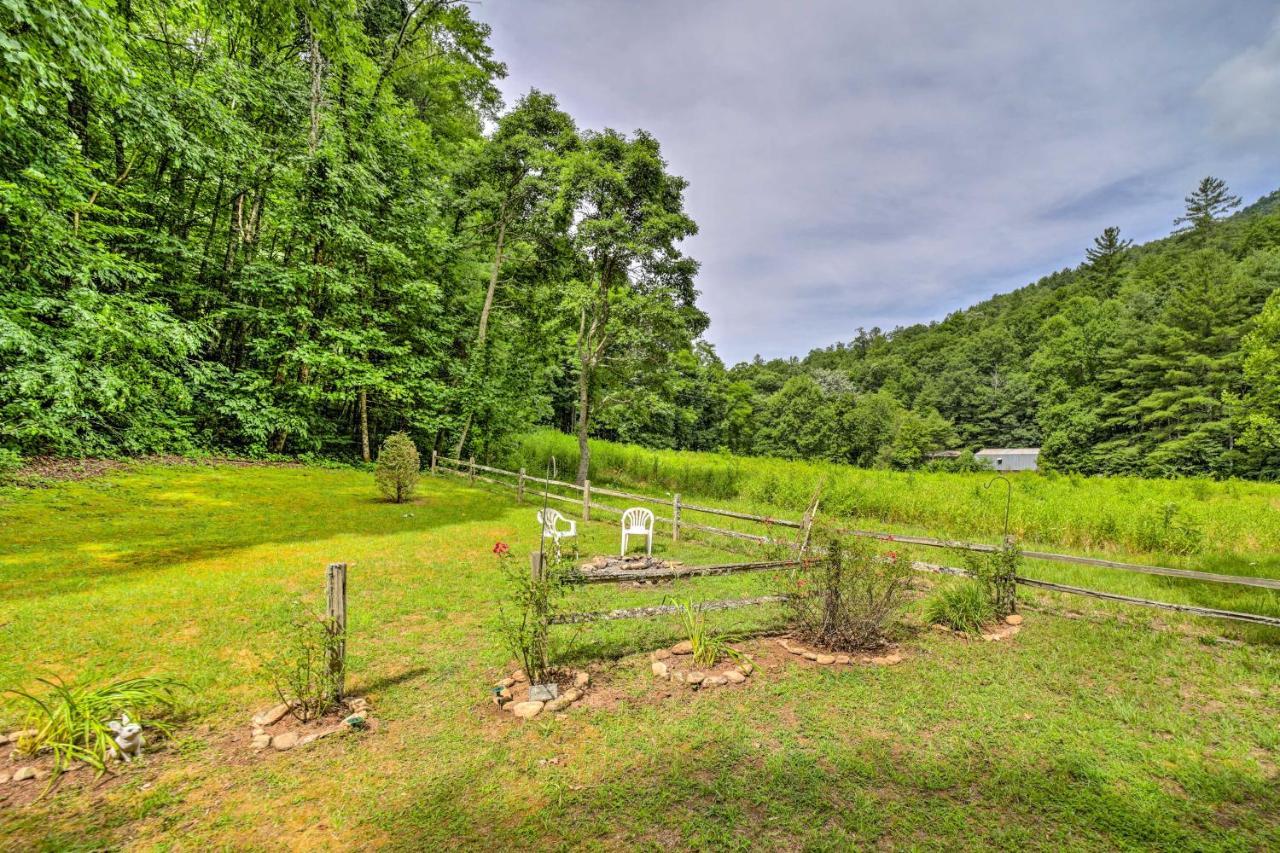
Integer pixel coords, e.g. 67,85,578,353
803,651,819,661
1006,614,1024,626
348,697,369,712
672,671,686,684
13,766,39,782
512,670,527,683
272,732,300,751
529,683,559,702
652,661,669,679
497,677,515,689
298,725,344,746
574,671,590,688
703,675,727,687
835,655,851,665
251,734,272,751
652,649,672,661
0,773,9,784
253,702,292,727
787,645,806,656
252,726,266,737
511,701,544,719
685,671,706,686
737,661,754,676
724,669,746,684
7,729,36,745
816,654,836,665
671,641,694,655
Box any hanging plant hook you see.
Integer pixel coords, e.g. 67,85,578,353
984,473,1013,539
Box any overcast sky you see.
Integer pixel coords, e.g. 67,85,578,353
472,1,1280,364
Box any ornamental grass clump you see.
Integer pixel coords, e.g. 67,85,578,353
7,675,189,778
670,597,739,667
925,581,995,633
375,432,420,503
783,522,913,651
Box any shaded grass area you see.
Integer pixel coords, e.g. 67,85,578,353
1,464,1278,849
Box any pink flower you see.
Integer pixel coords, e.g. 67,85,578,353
492,542,509,556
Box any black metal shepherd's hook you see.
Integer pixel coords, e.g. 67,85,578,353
984,474,1013,539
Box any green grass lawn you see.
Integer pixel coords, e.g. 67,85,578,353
2,463,1279,850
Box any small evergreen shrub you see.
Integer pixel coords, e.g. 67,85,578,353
926,582,995,633
375,432,420,503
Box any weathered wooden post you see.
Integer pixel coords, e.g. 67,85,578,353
672,493,682,542
530,550,544,583
468,455,475,483
326,562,347,702
582,479,591,521
430,449,437,475
518,468,526,502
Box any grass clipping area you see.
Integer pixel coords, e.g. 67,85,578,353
0,463,1278,849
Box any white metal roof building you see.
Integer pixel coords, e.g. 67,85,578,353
976,448,1041,472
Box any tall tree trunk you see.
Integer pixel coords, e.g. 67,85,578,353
453,214,507,458
576,355,591,486
359,388,371,462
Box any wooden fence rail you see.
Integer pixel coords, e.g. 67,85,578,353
434,455,1280,594
432,455,1280,629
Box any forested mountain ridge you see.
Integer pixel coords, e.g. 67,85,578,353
706,185,1280,479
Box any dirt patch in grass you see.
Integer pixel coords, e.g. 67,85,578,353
11,454,306,487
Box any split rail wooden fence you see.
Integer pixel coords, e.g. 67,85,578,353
432,452,1280,630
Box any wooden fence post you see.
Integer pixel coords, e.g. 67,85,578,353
582,479,591,521
530,550,544,583
326,562,347,702
518,468,526,502
672,493,682,542
468,455,475,483
430,449,437,475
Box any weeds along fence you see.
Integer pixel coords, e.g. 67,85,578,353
432,452,1280,630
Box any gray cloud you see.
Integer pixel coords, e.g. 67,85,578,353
474,1,1280,363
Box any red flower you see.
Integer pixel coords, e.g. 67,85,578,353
492,542,509,556
887,550,898,560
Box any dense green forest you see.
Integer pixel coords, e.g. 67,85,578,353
707,185,1280,479
3,1,1279,480
0,0,703,482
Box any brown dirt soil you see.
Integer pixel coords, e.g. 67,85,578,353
12,455,304,486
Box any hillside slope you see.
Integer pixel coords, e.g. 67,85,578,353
723,187,1280,478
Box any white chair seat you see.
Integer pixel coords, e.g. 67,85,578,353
538,508,577,546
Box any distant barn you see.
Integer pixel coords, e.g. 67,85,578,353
976,448,1040,472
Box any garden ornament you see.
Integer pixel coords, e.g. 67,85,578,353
107,713,145,762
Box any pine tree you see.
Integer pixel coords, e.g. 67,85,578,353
1084,226,1132,295
1174,176,1242,233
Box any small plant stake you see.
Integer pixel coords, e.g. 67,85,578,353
326,562,347,702
672,493,682,542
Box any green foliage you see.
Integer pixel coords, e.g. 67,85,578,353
925,581,995,633
8,675,188,777
784,525,913,651
669,597,739,668
959,537,1020,617
259,602,345,723
494,546,574,684
374,432,420,503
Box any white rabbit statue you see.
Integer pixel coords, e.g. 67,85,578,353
107,713,145,762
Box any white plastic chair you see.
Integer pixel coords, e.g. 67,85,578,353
620,507,655,556
537,508,577,550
